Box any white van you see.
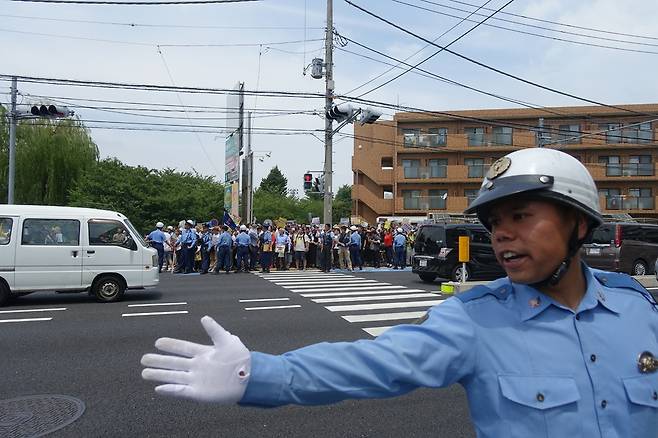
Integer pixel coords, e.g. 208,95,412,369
0,205,159,306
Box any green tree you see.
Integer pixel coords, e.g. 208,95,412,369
69,158,224,233
0,114,99,205
258,166,287,196
332,184,352,224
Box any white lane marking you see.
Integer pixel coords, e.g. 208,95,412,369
0,307,66,314
325,300,444,312
290,285,407,293
280,280,379,287
128,302,188,307
239,298,290,303
122,311,189,317
362,326,392,337
301,289,427,298
255,271,322,276
267,276,355,282
312,293,440,304
0,317,52,323
342,311,427,323
244,305,302,311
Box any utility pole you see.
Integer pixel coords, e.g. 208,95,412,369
537,117,545,147
8,77,17,204
246,112,253,224
323,0,334,225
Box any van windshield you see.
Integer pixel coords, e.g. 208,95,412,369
414,226,446,254
124,219,148,247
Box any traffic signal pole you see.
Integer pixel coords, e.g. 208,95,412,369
323,0,334,225
8,77,17,204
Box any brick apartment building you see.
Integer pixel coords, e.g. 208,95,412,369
352,104,658,225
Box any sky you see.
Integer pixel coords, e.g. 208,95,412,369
2,0,658,196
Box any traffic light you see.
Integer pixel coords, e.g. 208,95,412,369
358,107,382,125
326,103,354,123
303,173,313,191
17,104,74,118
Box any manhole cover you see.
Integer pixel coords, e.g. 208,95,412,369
0,395,85,438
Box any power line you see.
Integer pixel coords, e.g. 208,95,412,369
440,0,658,42
354,0,516,98
344,0,497,96
11,0,259,5
343,0,656,117
391,0,658,55
0,13,324,30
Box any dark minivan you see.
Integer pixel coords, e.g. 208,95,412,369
412,223,506,283
581,222,658,275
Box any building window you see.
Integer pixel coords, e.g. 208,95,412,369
402,128,420,147
465,127,485,146
428,159,448,178
599,156,621,176
402,159,420,178
628,155,653,176
492,126,512,145
381,157,393,170
599,188,621,210
623,122,653,144
464,189,480,206
428,128,447,146
402,190,421,210
465,158,486,178
383,185,393,200
628,188,654,210
557,124,581,144
428,189,447,210
600,123,623,144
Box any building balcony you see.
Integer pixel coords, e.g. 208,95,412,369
352,156,394,185
353,183,393,214
398,131,535,152
397,164,490,182
585,162,658,181
395,195,470,213
599,195,657,213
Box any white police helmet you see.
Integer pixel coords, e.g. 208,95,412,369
156,221,164,229
464,148,602,231
397,227,403,233
240,225,247,231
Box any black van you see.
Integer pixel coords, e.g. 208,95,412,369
412,223,505,283
581,222,658,275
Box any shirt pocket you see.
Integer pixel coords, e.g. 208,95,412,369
498,375,582,438
623,374,658,437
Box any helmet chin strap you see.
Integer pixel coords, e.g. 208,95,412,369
531,221,583,289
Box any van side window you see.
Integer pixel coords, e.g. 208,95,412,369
641,226,658,244
470,229,491,244
621,225,641,241
22,219,80,245
88,220,131,246
0,218,12,245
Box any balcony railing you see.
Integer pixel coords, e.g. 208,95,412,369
401,165,448,179
403,133,447,148
467,132,513,147
604,196,655,210
604,163,654,177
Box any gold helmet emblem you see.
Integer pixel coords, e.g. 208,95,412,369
486,156,511,180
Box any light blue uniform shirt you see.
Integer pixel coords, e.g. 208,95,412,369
176,228,196,247
276,233,290,247
235,232,251,247
217,231,232,248
240,265,658,437
393,234,406,248
147,229,166,243
349,232,361,247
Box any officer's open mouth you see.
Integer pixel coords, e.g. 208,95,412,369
499,250,528,263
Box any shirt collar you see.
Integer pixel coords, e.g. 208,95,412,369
514,264,619,322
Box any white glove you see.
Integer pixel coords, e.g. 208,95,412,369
141,316,251,403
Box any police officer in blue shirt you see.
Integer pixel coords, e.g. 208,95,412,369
142,148,658,438
235,225,251,273
348,225,363,270
199,223,213,275
175,220,196,274
147,221,166,273
320,224,334,273
213,225,233,274
392,228,406,270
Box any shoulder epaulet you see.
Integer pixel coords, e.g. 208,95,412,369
592,269,658,310
455,278,511,303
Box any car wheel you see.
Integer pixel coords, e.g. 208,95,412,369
0,282,9,307
92,275,125,303
451,264,471,282
632,260,648,276
418,273,437,283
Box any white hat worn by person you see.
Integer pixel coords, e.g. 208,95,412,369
186,220,194,225
350,225,357,231
240,225,247,231
156,221,164,229
397,227,403,233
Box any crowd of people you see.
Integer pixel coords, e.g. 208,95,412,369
145,220,417,275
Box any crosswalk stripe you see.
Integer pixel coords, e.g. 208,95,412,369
266,276,355,282
254,271,322,276
0,317,53,323
311,293,439,304
300,289,426,298
342,311,427,323
0,307,67,314
289,285,406,293
362,326,392,337
239,298,290,302
279,280,379,287
244,305,302,311
325,300,445,312
122,311,189,317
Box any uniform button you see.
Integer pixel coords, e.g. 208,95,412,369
575,314,580,320
536,393,545,402
601,400,607,409
590,354,597,362
653,391,658,400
